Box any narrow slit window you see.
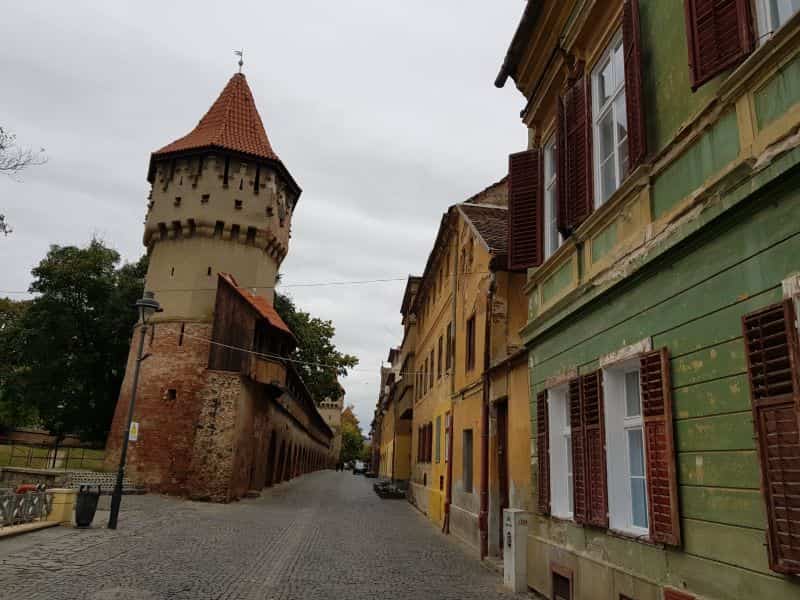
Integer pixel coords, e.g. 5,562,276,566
178,323,185,346
234,199,243,210
230,224,240,241
214,221,224,238
174,196,182,206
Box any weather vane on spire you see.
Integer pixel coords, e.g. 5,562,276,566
234,49,244,73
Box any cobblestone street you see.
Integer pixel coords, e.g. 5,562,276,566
0,472,520,599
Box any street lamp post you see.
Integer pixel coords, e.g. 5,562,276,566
108,291,161,530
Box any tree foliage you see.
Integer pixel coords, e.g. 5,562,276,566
0,240,147,440
274,292,358,403
339,404,365,464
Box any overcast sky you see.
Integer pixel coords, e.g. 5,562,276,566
0,1,526,431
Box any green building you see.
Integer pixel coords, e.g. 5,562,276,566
496,1,800,599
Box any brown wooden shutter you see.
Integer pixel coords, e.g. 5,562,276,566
640,348,681,546
742,300,800,574
568,378,587,523
560,69,594,235
556,96,569,237
537,391,550,515
663,590,695,600
508,149,544,270
581,371,608,527
683,0,755,90
623,0,648,171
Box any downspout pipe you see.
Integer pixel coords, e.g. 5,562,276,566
479,273,496,560
391,392,397,482
443,221,458,535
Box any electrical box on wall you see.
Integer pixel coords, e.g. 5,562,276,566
503,508,529,593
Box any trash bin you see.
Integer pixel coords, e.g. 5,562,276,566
75,484,101,528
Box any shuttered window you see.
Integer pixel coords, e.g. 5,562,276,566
537,391,550,515
623,0,648,171
568,378,588,523
640,349,681,545
683,0,755,90
742,300,800,574
557,68,594,236
508,149,543,270
582,371,609,527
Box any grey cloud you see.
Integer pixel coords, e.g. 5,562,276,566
0,0,525,430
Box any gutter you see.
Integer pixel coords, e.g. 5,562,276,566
443,223,459,534
479,273,496,559
495,1,543,88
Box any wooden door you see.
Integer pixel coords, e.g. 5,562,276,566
497,400,509,557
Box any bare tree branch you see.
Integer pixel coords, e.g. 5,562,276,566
0,126,47,178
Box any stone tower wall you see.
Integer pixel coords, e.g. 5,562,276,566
104,322,212,494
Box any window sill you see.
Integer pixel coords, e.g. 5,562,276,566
605,526,657,547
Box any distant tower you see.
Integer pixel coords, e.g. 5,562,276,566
105,72,303,498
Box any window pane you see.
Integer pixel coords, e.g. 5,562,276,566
599,111,615,162
625,370,641,417
628,428,644,476
599,58,613,106
566,436,574,513
601,157,616,202
776,0,800,27
631,477,648,528
613,39,625,90
614,92,629,179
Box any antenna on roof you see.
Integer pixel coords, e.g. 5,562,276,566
234,49,244,73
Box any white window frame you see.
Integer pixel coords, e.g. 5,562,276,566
547,386,573,519
755,0,800,41
543,136,562,260
602,360,649,537
591,29,628,207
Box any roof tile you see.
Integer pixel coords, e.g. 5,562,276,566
219,273,295,340
458,203,509,255
153,73,280,163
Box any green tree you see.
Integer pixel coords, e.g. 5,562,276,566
274,292,358,402
339,405,364,464
4,240,147,441
0,297,36,429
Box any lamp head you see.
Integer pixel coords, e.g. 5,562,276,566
136,291,162,323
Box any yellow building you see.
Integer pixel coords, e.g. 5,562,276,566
379,179,531,558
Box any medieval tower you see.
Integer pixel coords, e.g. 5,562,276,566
106,72,333,501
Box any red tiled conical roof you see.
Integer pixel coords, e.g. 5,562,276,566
152,73,280,162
